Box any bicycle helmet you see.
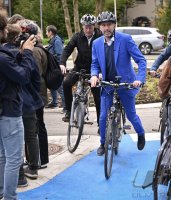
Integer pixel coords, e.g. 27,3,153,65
80,14,96,25
97,11,116,24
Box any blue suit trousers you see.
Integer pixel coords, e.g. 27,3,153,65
99,88,145,145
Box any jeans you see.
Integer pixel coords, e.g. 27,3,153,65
50,84,66,108
0,116,24,200
23,112,39,170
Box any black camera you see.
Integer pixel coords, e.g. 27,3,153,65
16,23,38,47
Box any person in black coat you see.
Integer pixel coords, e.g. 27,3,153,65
60,14,102,132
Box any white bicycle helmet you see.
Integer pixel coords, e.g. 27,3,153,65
97,11,116,24
80,14,96,25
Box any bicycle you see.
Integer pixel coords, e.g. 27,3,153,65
67,69,92,153
100,77,132,179
152,134,171,200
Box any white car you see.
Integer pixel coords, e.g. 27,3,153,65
116,26,165,55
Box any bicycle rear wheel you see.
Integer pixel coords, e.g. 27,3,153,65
161,119,169,145
104,110,117,179
67,99,85,153
153,135,171,200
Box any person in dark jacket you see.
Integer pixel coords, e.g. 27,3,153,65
60,14,102,131
0,12,37,200
4,23,44,185
33,25,49,169
150,36,171,75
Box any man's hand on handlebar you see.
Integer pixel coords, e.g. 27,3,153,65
132,80,142,87
149,70,157,77
91,75,99,87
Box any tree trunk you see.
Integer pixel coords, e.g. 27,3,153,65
61,0,76,62
73,0,80,33
61,0,73,39
95,0,105,16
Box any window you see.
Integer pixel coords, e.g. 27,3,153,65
123,29,140,35
136,0,145,3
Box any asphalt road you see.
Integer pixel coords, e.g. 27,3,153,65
44,105,161,137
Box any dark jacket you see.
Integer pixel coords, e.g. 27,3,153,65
0,45,35,117
33,45,48,105
60,28,102,73
150,44,171,71
4,43,44,113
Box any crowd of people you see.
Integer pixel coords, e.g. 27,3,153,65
0,9,170,200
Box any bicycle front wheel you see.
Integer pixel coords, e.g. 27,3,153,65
104,110,116,179
67,100,85,153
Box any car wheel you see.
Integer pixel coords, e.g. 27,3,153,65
139,42,152,55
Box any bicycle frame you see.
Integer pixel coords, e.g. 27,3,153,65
67,69,91,153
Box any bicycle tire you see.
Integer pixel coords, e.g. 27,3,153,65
67,99,85,153
160,119,169,145
115,109,123,155
104,109,116,179
153,135,171,200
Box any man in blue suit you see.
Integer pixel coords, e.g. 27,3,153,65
91,11,147,156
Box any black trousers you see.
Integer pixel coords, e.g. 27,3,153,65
63,71,101,126
23,112,39,170
36,107,49,165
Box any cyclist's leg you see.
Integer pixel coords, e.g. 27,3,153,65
57,84,66,109
118,91,145,135
91,87,101,126
99,89,113,145
63,71,78,113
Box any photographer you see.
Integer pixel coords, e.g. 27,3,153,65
0,13,37,200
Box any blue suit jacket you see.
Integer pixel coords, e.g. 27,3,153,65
91,31,146,86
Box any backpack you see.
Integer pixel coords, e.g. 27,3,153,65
158,59,171,99
37,46,64,90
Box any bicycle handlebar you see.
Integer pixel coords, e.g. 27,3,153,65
69,70,91,79
99,80,144,89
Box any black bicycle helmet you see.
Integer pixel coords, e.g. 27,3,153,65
80,14,96,25
97,11,116,25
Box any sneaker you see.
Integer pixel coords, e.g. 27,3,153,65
24,166,38,179
97,144,105,156
0,195,3,200
60,108,66,114
23,160,28,166
137,134,145,150
18,175,28,188
38,164,47,170
62,111,70,122
45,103,57,109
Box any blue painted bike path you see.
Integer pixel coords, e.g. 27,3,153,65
19,134,168,200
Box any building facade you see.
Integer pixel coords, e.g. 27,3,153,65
127,0,163,26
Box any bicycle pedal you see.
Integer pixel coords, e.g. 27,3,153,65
123,125,131,130
84,121,93,125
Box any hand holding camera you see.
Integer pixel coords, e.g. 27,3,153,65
21,34,37,51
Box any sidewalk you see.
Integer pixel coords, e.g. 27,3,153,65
17,135,100,193
17,102,162,193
